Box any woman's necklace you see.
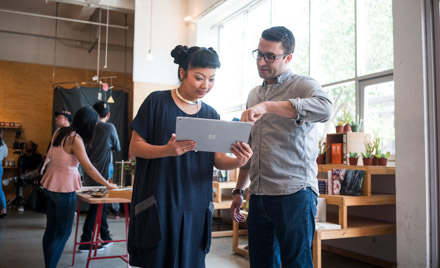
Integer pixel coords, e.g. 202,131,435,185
176,87,199,105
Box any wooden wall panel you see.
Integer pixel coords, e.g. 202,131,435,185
0,60,133,161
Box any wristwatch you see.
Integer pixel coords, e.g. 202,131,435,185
232,188,244,197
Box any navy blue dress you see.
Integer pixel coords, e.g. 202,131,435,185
128,90,219,268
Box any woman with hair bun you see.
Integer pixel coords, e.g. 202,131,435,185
128,45,253,267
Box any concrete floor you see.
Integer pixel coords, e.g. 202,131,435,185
0,209,380,268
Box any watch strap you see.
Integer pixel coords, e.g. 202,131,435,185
232,188,244,196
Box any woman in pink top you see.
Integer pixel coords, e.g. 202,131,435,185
40,106,117,268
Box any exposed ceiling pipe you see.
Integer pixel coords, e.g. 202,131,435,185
0,8,129,30
45,0,134,13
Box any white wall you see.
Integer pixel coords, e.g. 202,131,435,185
132,0,221,115
133,0,187,85
0,9,133,74
393,0,430,267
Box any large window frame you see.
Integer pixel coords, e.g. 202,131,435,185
197,0,394,152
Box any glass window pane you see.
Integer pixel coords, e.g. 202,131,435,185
363,81,395,154
205,14,245,112
273,0,310,75
317,82,356,138
310,0,355,84
243,1,272,105
357,0,394,76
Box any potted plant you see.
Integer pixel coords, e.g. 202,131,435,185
335,120,345,133
372,136,383,165
317,138,329,164
361,141,374,165
375,152,390,166
347,152,359,165
342,109,353,133
350,118,362,133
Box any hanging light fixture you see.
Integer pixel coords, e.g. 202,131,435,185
146,0,154,61
107,94,115,103
107,78,115,103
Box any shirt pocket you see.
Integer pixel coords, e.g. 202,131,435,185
129,195,162,249
202,202,214,253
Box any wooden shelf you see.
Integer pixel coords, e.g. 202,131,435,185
319,164,395,197
321,194,395,229
326,132,371,164
313,215,396,268
232,211,248,257
0,126,22,130
318,164,396,174
2,166,18,169
212,181,236,202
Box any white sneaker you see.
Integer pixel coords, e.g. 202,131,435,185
17,206,24,212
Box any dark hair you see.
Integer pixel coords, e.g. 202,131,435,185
53,106,98,147
171,45,221,81
261,26,295,54
93,101,110,118
27,141,38,153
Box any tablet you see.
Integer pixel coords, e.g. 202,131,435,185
175,116,252,153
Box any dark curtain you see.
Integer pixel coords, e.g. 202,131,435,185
52,86,129,162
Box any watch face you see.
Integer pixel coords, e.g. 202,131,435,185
232,189,244,196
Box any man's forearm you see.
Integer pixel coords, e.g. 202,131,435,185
264,101,296,119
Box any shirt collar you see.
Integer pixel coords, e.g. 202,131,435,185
262,69,292,87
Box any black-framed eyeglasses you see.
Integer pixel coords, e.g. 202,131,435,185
252,49,289,63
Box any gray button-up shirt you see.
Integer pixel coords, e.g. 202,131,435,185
246,69,332,196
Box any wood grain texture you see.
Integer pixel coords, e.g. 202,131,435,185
0,60,133,159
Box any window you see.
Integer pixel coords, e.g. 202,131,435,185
198,0,394,151
310,0,355,84
320,82,356,137
273,0,310,75
361,77,395,154
357,0,394,76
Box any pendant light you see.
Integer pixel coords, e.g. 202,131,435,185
146,0,154,61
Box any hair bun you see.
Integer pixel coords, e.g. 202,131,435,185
171,45,189,64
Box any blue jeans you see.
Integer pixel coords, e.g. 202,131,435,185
42,189,76,268
247,188,317,268
0,165,6,210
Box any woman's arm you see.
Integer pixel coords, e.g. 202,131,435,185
70,136,117,190
129,130,196,159
214,142,253,170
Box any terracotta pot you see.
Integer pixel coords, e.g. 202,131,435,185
372,156,379,166
316,154,325,165
335,125,344,133
378,157,388,166
362,157,373,166
348,157,359,165
351,125,360,132
343,124,351,133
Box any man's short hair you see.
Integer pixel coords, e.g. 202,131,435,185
55,110,72,124
93,101,110,118
261,26,295,54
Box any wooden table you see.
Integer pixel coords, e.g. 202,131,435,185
72,191,131,268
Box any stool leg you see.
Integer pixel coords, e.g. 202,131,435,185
86,204,103,268
124,203,130,268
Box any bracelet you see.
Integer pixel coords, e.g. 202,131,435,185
232,188,244,197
